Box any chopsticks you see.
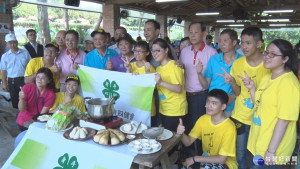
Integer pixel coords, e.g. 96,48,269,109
135,121,142,135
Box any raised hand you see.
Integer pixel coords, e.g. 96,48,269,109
176,118,185,134
52,62,59,74
121,57,131,72
216,67,235,84
106,58,113,70
196,59,203,74
72,62,79,70
238,71,255,90
174,60,184,69
143,60,151,73
155,73,162,84
64,92,72,105
19,86,25,100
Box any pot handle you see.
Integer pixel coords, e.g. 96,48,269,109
109,95,118,105
84,97,93,101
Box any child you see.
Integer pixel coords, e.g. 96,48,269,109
50,74,86,113
124,41,156,126
219,27,270,169
153,38,187,132
177,89,237,169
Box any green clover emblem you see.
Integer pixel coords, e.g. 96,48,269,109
102,79,120,99
54,153,79,169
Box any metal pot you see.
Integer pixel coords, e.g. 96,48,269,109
84,96,118,120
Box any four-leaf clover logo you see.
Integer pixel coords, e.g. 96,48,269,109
54,153,79,169
102,79,120,99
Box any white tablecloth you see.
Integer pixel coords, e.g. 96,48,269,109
2,122,137,169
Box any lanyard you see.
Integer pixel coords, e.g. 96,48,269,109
34,87,45,114
69,55,75,64
193,50,198,65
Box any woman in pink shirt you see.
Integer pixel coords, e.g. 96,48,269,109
16,67,56,131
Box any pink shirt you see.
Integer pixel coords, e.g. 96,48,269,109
56,49,86,83
16,83,55,126
179,44,217,92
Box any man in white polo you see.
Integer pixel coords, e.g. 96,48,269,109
1,33,31,108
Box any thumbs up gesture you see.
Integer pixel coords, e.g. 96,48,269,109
143,60,151,73
106,58,113,70
19,86,25,100
52,62,59,75
196,59,203,74
72,62,79,70
176,118,185,134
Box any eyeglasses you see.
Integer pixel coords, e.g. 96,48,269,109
36,76,47,81
45,48,58,55
151,49,162,54
262,51,282,58
134,50,146,54
65,38,77,42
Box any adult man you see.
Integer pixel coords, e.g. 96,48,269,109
143,19,177,68
24,42,60,92
205,34,213,47
108,27,127,54
179,22,217,156
1,33,31,108
55,30,67,53
84,36,95,54
22,29,43,58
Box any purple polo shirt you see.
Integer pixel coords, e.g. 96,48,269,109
179,44,217,92
111,54,136,72
56,49,86,83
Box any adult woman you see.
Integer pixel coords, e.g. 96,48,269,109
153,38,187,131
84,28,117,70
243,39,299,168
56,30,86,91
16,67,56,131
50,74,86,113
110,33,136,72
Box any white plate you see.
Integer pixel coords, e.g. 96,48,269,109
46,123,73,132
120,123,148,134
128,139,162,154
156,129,173,140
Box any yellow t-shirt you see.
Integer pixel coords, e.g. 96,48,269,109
130,62,156,117
156,60,187,116
50,92,86,113
230,56,270,125
189,114,238,169
24,57,60,90
247,72,300,164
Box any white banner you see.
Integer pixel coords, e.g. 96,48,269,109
2,123,137,169
78,65,156,126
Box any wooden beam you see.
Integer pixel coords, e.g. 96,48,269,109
105,0,153,5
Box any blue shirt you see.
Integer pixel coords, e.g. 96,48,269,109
1,49,31,78
84,48,118,69
204,52,243,111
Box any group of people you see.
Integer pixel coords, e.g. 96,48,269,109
0,18,299,169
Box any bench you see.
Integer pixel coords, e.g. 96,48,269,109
0,104,19,137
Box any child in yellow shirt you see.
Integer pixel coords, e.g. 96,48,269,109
124,41,156,126
50,74,86,113
177,89,237,169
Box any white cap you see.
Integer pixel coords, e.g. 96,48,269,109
84,36,93,42
5,33,17,42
